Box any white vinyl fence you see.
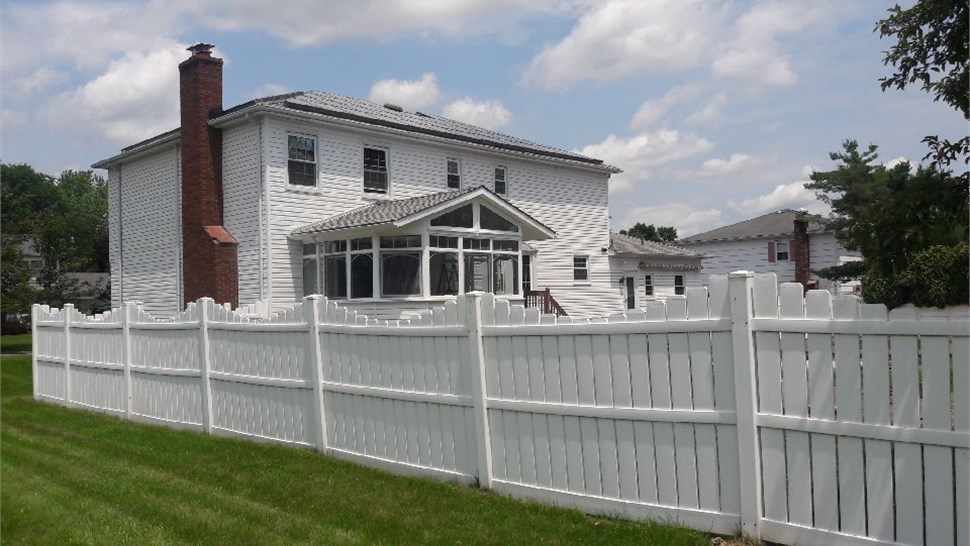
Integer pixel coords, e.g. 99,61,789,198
32,273,969,546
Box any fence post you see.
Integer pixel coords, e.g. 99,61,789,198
198,298,214,434
63,303,74,407
728,271,762,539
31,304,39,401
303,296,329,453
464,292,493,488
122,302,135,420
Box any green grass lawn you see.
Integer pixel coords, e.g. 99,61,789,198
0,334,32,354
1,355,709,546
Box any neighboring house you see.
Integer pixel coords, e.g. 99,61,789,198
677,209,861,293
93,44,641,318
16,238,110,304
607,233,704,310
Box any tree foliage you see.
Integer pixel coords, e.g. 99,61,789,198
1,163,109,325
619,222,678,244
807,140,969,307
877,0,969,172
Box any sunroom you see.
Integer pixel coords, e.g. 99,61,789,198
291,187,554,313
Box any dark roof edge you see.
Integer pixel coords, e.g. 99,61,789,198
92,128,181,168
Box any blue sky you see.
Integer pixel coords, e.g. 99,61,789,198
1,0,964,236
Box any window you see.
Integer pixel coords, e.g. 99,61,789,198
522,255,532,292
430,204,473,228
644,275,654,296
776,241,790,261
350,237,373,299
447,158,461,189
573,255,589,282
494,166,507,195
380,235,421,296
480,206,518,232
674,275,685,295
322,242,347,299
465,253,490,293
492,255,519,296
430,252,459,295
363,147,389,194
288,135,317,187
302,243,318,296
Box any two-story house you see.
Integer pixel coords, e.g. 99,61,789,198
93,44,701,318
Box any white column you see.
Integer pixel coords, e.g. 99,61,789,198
31,304,39,401
728,271,762,539
464,292,493,488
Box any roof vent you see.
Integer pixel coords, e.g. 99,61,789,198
383,103,403,112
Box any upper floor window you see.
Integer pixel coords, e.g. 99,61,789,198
447,158,461,189
573,255,589,282
363,147,389,194
769,240,789,262
288,135,317,187
494,166,507,195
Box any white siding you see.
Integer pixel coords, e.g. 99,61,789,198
222,123,264,307
610,256,703,307
809,232,861,291
684,239,796,283
261,117,615,317
110,146,182,316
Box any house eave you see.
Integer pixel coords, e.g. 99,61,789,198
91,129,181,169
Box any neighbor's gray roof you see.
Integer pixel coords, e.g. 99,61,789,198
293,187,478,235
678,209,825,244
610,233,700,258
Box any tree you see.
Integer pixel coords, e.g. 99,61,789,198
877,0,969,173
807,140,969,307
1,163,109,326
619,222,678,244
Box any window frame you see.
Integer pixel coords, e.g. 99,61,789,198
775,240,790,261
493,166,507,196
674,274,685,296
363,145,390,196
573,255,589,283
287,134,318,188
644,274,654,296
447,157,462,189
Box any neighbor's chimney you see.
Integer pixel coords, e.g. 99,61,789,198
179,43,238,308
793,214,810,288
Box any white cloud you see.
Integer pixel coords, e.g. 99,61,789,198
200,0,572,46
9,66,68,97
711,48,796,87
369,73,441,111
442,98,513,129
696,153,754,177
580,130,715,193
43,45,188,144
523,0,718,89
620,203,724,238
630,83,702,130
685,92,727,124
727,180,829,216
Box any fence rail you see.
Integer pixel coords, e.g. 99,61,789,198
32,273,969,546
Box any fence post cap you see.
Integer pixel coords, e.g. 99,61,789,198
728,270,754,279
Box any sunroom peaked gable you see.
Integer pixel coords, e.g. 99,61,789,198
290,186,555,241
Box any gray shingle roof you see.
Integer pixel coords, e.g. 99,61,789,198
610,232,700,258
292,187,478,235
678,209,825,244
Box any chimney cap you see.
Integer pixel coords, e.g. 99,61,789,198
187,43,215,56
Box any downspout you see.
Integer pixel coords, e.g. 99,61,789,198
250,114,266,304
260,118,273,310
175,143,183,309
118,164,124,305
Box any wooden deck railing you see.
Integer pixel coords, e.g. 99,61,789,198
524,288,568,317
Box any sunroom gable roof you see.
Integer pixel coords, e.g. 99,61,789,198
291,186,556,241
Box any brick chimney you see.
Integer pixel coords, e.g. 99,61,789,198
179,43,238,307
792,213,810,288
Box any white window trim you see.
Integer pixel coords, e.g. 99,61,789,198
573,254,590,284
674,274,685,295
775,240,790,261
362,144,390,197
447,157,462,190
494,165,507,196
286,133,319,190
